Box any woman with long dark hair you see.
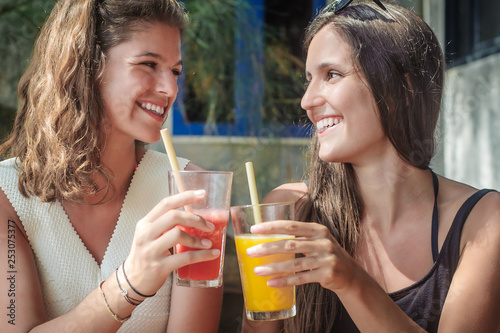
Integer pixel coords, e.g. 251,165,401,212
245,2,500,332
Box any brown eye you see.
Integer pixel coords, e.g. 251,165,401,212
328,71,340,80
141,62,157,69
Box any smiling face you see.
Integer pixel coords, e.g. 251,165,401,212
302,26,391,166
99,22,182,145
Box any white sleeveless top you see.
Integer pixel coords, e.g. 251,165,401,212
0,150,189,332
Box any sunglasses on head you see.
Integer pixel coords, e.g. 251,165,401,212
326,0,386,13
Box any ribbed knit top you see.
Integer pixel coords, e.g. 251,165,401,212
0,150,189,332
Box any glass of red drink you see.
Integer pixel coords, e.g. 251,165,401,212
168,170,233,288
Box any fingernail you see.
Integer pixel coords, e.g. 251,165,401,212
254,266,267,275
211,249,220,256
206,222,215,230
250,224,262,232
194,190,206,198
267,279,280,288
246,246,256,256
201,239,212,247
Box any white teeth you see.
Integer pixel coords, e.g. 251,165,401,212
316,117,343,132
141,102,165,116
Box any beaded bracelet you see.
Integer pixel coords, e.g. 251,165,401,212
98,280,131,323
122,261,156,298
116,267,143,306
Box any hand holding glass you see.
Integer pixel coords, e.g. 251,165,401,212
231,202,296,321
168,170,233,288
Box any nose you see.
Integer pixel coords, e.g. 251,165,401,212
156,70,179,97
301,80,324,112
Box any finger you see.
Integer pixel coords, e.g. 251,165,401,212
148,209,215,239
250,220,331,238
263,256,354,291
266,270,318,288
254,256,320,276
157,226,214,253
143,190,206,223
246,237,334,257
165,248,221,271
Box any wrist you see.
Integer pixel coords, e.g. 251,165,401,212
122,259,157,299
334,263,369,300
115,265,146,305
99,278,134,324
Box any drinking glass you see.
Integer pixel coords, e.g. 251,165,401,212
230,202,296,320
169,170,233,288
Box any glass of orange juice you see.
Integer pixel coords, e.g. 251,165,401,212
230,202,296,321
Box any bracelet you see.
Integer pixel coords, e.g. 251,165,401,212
98,280,131,323
116,267,143,306
122,260,156,298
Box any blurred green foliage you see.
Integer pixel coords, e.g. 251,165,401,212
182,0,239,124
182,0,305,126
0,0,305,141
0,0,55,141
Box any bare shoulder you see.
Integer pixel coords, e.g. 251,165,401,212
262,182,308,204
438,175,500,239
0,187,14,216
462,188,500,244
437,175,477,203
438,178,500,331
168,283,223,332
0,187,46,330
0,187,27,239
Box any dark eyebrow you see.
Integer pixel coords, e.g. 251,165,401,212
134,52,183,67
318,62,344,71
306,62,348,77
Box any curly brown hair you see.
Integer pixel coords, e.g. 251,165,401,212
0,0,188,203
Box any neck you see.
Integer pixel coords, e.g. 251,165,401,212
84,141,139,205
353,160,434,231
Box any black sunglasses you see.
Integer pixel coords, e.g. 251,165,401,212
326,0,386,13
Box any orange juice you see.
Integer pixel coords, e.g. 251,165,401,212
235,234,295,313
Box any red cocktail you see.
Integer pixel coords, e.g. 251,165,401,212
176,209,229,282
168,170,233,288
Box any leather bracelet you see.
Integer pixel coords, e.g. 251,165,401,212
122,260,156,298
116,267,143,306
98,280,131,323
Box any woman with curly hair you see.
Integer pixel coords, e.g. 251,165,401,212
0,0,222,331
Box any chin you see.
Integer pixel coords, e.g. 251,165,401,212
318,146,337,163
319,151,352,164
135,132,161,144
319,153,336,163
143,136,160,144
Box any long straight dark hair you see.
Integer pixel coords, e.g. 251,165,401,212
285,2,444,332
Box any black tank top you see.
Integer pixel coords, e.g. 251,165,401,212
333,172,495,332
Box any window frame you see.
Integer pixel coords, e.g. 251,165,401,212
172,0,326,137
445,0,500,67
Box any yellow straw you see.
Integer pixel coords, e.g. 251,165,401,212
160,129,189,209
245,162,262,224
161,128,180,172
